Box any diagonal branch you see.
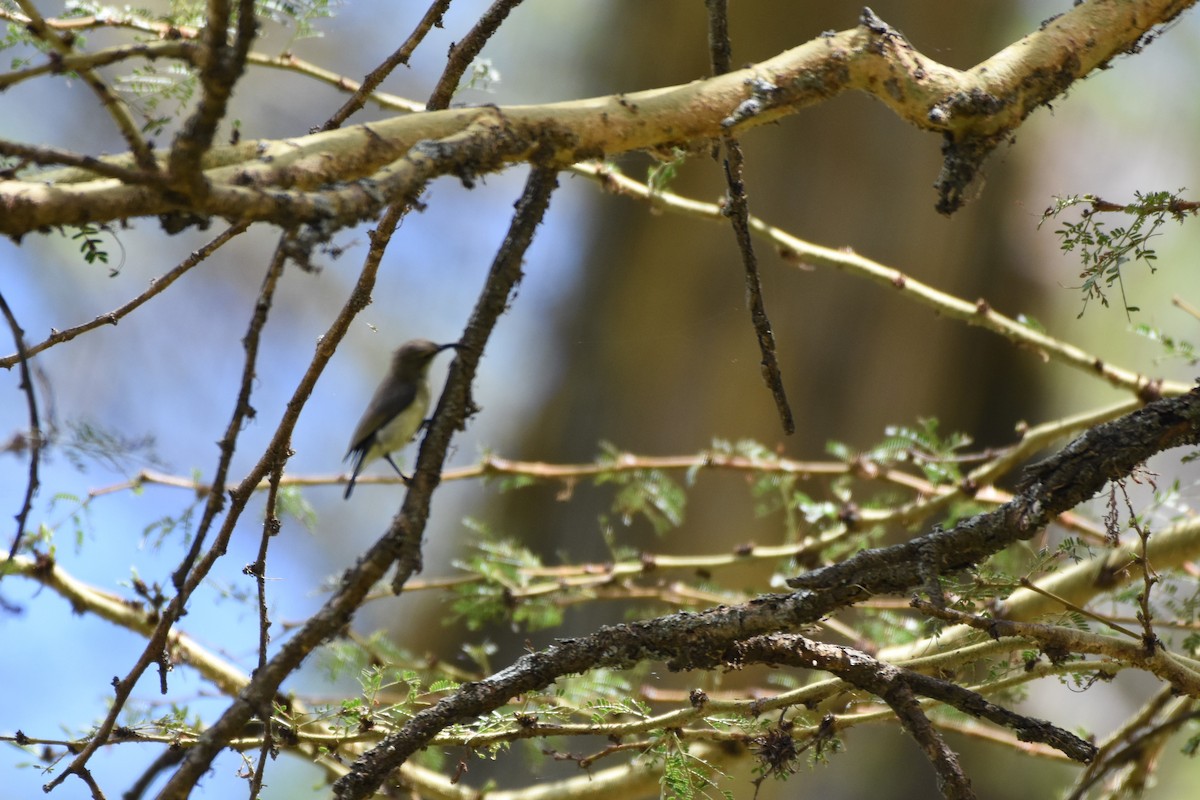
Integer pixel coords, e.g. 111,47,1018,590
332,385,1200,799
426,0,525,111
730,634,1097,763
574,161,1189,400
321,0,453,131
11,0,158,172
153,164,561,800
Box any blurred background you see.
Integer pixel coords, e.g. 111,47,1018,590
2,1,1199,797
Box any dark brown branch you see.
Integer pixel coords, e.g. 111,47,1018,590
0,140,161,184
788,385,1200,595
886,682,974,799
707,0,794,436
246,454,286,799
322,0,453,131
704,0,732,75
74,765,105,800
165,0,256,195
729,634,1096,764
121,745,185,800
717,153,795,437
0,289,41,559
736,634,979,798
331,387,1199,800
0,39,196,91
426,0,525,111
43,247,288,795
154,165,560,800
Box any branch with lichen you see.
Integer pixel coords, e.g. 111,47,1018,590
3,0,1194,236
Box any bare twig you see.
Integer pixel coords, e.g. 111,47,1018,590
0,140,159,183
246,456,287,799
43,245,287,794
577,162,1189,400
0,223,249,369
0,39,195,90
730,634,1096,763
882,682,975,799
0,290,41,559
426,0,525,110
171,249,287,588
12,0,157,172
706,0,794,435
323,0,453,130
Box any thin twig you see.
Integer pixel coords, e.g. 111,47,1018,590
323,0,453,130
43,247,288,795
577,162,1189,399
171,248,287,589
426,0,525,110
13,0,158,171
0,223,248,369
0,39,195,90
706,0,794,435
0,140,160,183
246,456,286,800
0,290,41,559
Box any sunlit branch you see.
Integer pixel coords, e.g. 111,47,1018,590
573,162,1190,400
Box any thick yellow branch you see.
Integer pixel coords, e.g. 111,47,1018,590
1,0,1193,235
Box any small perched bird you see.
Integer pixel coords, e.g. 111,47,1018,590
343,339,459,499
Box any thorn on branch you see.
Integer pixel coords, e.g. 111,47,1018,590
859,7,890,36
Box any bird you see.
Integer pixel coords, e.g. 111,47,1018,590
343,339,459,499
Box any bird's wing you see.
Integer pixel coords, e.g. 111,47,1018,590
345,375,419,458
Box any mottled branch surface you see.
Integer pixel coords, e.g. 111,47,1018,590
2,0,1192,236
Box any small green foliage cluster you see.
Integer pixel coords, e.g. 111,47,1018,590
658,734,735,800
449,525,565,632
648,147,689,195
118,63,198,138
835,417,972,487
460,58,501,94
69,225,111,267
596,442,687,533
1132,323,1198,366
1041,190,1192,317
453,424,991,640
